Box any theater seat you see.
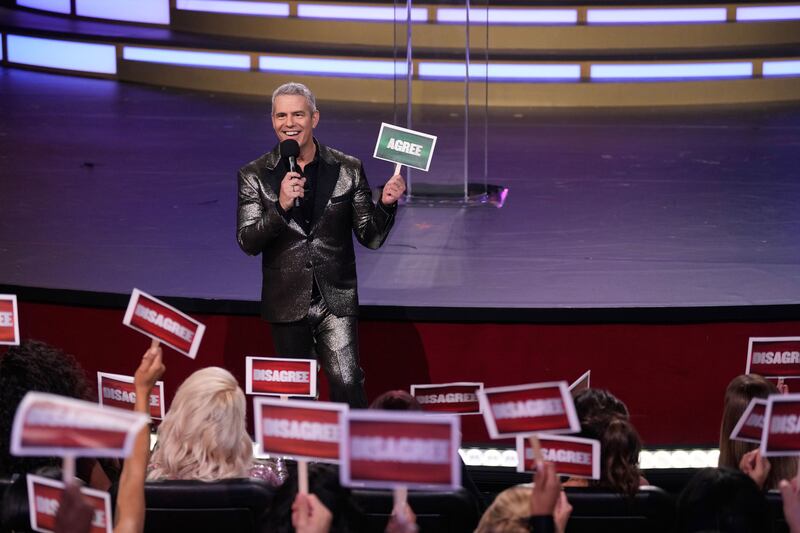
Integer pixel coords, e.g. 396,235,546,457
563,486,675,533
143,478,275,533
351,489,480,533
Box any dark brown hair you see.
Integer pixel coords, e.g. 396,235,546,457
718,374,796,489
369,390,422,411
574,388,642,497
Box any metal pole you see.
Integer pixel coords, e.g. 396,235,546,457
464,0,470,201
406,0,413,197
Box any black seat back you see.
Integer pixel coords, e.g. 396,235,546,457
564,486,675,533
352,489,480,533
144,478,275,533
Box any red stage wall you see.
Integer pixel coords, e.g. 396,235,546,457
5,301,799,447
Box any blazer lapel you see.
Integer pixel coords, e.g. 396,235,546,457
262,145,283,198
312,145,341,228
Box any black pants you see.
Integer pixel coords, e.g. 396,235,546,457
270,294,367,408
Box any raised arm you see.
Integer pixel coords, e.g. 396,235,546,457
113,342,165,533
351,166,401,250
237,169,291,255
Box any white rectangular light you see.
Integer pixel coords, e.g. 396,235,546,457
296,4,427,22
418,62,580,80
437,8,577,24
587,7,727,24
76,0,170,25
176,0,289,17
591,62,753,80
7,34,117,74
763,60,800,77
737,5,800,21
123,47,251,69
457,447,720,469
0,35,3,61
16,0,70,14
259,55,409,77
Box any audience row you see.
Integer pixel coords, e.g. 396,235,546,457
3,339,800,532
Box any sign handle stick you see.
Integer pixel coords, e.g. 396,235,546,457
62,454,76,483
298,459,309,495
394,163,402,176
280,395,289,403
393,485,408,522
796,457,800,488
529,435,544,468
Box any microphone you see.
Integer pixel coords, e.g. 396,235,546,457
280,139,301,208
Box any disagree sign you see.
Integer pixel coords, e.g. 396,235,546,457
254,397,346,463
27,475,112,533
410,382,483,415
97,372,165,419
12,392,149,458
246,357,318,397
123,288,205,359
747,337,800,378
478,381,580,439
0,294,20,346
340,410,461,490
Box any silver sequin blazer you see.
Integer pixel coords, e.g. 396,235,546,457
237,143,396,322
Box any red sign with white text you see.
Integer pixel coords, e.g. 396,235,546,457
246,357,317,397
254,398,345,463
516,434,600,479
341,411,461,490
478,382,580,439
11,392,150,458
569,370,591,397
761,394,800,456
123,289,205,359
0,294,20,345
27,475,111,533
730,398,767,443
410,382,483,415
97,372,165,419
747,337,800,378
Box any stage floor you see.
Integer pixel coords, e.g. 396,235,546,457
2,67,799,309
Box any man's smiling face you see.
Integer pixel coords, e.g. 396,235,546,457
271,94,319,155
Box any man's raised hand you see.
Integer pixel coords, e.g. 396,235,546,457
381,174,406,205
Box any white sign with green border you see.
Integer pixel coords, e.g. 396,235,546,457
373,123,437,172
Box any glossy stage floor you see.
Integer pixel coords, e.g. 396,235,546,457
2,66,800,312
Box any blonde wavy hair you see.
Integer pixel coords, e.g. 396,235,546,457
147,367,253,481
475,485,532,533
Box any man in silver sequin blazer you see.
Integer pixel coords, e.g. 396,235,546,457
236,82,406,407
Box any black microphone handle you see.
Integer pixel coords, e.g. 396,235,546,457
289,156,300,208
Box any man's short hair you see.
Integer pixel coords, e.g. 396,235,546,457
271,82,317,114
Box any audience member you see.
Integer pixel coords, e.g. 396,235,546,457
675,467,768,533
719,373,796,490
111,342,165,533
475,462,571,533
48,344,165,533
263,463,367,533
0,339,115,488
566,388,646,495
147,366,285,485
369,390,423,411
368,389,486,513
